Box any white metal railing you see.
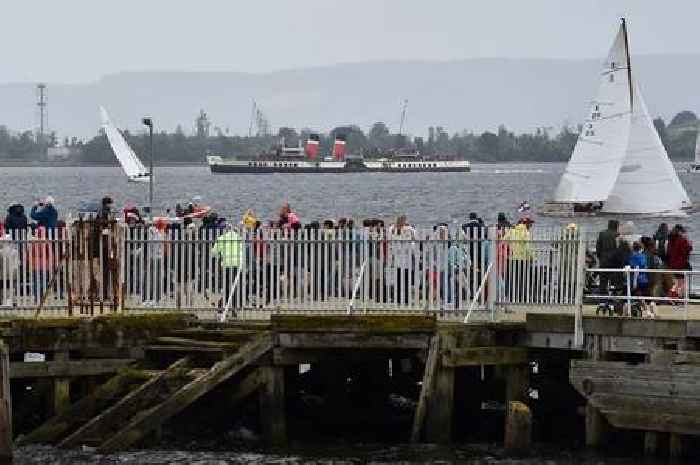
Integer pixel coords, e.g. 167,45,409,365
0,223,587,319
586,267,699,319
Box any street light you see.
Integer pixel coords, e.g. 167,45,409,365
142,117,154,221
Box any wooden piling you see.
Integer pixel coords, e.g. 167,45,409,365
0,342,12,463
411,335,439,442
53,352,71,415
669,433,683,460
643,431,658,456
504,401,532,453
259,366,287,447
424,336,454,444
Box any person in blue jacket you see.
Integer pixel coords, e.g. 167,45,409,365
628,241,649,297
30,196,58,229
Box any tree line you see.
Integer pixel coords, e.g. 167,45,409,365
0,110,698,163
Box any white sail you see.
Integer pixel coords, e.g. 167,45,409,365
553,25,632,203
100,107,150,183
602,81,690,214
695,129,700,164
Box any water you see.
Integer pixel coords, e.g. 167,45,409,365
1,163,699,237
12,443,674,465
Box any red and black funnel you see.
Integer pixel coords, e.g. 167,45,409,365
332,134,347,161
305,133,320,160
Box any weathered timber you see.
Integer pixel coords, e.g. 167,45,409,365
271,315,436,333
3,314,194,353
644,431,659,456
97,333,273,452
259,366,286,446
670,433,683,459
411,335,439,443
59,358,191,448
0,342,11,463
18,370,154,445
442,347,528,367
53,352,71,416
424,335,454,444
10,359,135,379
277,332,430,349
505,364,529,404
272,348,417,366
585,403,609,448
154,336,240,350
504,401,532,452
230,369,264,406
650,350,700,366
167,328,259,343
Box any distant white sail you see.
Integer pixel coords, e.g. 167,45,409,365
695,128,700,165
553,25,632,203
100,107,150,183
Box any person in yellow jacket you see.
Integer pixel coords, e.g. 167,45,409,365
211,229,244,309
503,220,534,301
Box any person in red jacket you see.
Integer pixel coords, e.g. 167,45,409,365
666,224,693,301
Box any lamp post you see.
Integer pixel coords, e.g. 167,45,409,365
142,117,154,221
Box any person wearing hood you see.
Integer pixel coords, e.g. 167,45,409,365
503,221,534,301
30,196,58,229
5,204,28,233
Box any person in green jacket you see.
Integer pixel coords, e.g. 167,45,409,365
211,229,244,309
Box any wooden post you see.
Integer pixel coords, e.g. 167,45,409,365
0,341,12,463
643,431,658,456
424,335,454,444
505,364,528,404
259,366,286,447
411,335,439,442
669,433,683,460
504,401,532,452
585,403,608,448
53,352,70,415
585,335,608,448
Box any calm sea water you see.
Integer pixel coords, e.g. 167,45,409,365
1,163,699,238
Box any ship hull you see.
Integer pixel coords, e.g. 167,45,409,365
207,158,470,174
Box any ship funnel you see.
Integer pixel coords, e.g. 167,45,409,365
305,133,320,160
332,134,347,161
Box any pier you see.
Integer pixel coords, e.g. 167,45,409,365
0,222,699,460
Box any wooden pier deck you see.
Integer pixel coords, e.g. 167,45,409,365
0,310,698,459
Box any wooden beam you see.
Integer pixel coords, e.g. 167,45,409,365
230,369,264,406
272,348,417,366
442,347,527,367
59,358,191,448
424,336,454,444
53,352,70,416
411,335,439,442
0,341,11,462
97,333,273,452
278,332,429,349
154,336,240,350
271,315,436,333
10,359,135,379
18,370,154,445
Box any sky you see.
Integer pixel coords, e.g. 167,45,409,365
2,0,700,84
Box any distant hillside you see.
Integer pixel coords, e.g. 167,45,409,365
1,56,699,139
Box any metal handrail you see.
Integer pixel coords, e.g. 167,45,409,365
464,261,493,323
218,267,242,322
346,258,368,315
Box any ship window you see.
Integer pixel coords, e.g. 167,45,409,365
595,104,599,111
609,74,614,83
610,61,615,69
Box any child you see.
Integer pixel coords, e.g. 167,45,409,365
627,242,649,317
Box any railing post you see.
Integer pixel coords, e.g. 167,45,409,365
684,271,690,320
574,232,586,348
487,226,497,320
624,265,632,317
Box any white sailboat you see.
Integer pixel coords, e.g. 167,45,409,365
100,107,151,183
544,19,691,216
688,130,700,173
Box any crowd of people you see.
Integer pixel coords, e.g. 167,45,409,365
0,195,695,313
595,219,693,315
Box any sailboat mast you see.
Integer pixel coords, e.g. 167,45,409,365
621,17,633,111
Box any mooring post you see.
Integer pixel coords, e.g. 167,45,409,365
504,364,531,452
0,341,12,463
259,366,286,447
53,352,71,415
424,334,454,443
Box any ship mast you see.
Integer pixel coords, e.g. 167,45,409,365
621,17,633,111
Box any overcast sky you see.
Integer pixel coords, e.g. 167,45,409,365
2,0,699,83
